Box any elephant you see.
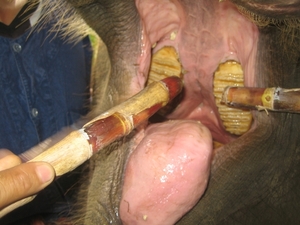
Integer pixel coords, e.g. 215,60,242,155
4,0,300,224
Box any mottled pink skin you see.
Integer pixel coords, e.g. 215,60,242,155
120,120,213,225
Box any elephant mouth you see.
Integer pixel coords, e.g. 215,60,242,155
136,0,259,148
120,0,260,223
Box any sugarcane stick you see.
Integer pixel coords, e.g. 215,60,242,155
221,86,300,113
0,76,183,217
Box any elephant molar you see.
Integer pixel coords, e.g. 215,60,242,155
147,46,183,86
147,46,184,116
213,60,253,135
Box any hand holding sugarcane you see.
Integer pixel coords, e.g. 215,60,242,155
0,150,55,211
0,76,183,217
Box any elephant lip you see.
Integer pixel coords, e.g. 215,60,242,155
137,0,259,146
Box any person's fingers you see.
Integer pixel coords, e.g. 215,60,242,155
0,162,55,209
0,149,22,171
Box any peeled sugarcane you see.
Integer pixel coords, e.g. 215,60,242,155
0,76,183,218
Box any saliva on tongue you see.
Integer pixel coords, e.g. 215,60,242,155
119,119,213,224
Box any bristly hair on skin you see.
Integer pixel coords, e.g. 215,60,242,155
237,5,300,56
28,0,96,43
27,0,103,115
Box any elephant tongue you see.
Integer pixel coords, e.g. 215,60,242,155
120,120,213,225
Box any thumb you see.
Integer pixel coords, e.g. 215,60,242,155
0,162,55,209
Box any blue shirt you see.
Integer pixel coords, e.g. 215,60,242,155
0,19,92,155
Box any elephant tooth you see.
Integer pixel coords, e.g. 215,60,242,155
213,61,252,135
147,46,183,116
147,46,182,85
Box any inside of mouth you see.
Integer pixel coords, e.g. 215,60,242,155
136,0,259,147
148,48,254,147
121,1,261,223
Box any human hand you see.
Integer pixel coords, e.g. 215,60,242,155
0,149,55,210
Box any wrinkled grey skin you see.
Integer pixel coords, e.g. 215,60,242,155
62,0,300,224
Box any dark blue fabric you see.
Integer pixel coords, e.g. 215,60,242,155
0,21,91,155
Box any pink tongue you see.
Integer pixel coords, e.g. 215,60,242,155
120,120,213,225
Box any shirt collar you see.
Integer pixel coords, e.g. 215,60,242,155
0,0,40,38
